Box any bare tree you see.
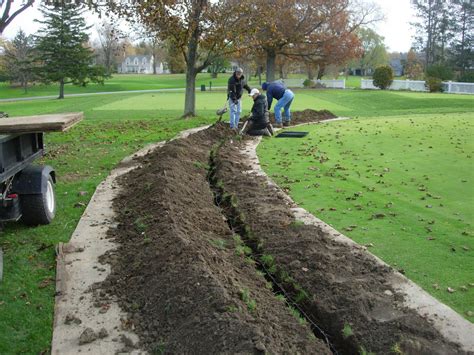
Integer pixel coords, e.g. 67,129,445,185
96,19,125,74
0,0,34,35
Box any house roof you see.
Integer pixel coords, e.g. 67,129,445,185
124,55,153,61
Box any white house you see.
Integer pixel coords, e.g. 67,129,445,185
118,55,164,74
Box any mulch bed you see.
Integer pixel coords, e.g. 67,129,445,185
95,113,463,354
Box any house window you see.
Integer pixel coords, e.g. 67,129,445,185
126,58,130,65
134,58,138,65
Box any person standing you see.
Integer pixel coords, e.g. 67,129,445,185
261,81,294,128
228,67,251,129
240,88,273,136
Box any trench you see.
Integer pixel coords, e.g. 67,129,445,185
207,141,340,354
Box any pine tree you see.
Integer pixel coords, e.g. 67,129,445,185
35,1,107,99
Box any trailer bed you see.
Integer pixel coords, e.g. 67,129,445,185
0,112,83,134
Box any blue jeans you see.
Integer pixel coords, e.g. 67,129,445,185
274,89,294,123
229,99,242,128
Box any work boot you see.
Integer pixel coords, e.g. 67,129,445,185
283,121,290,127
275,122,283,128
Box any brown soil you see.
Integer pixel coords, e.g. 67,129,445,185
96,113,465,354
98,123,330,353
269,109,337,124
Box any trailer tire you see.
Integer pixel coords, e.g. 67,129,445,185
20,175,56,226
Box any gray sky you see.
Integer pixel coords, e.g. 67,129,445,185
2,0,417,53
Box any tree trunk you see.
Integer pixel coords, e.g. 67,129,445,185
153,52,157,74
317,66,325,80
307,64,314,80
266,48,276,82
183,64,197,117
58,79,65,99
258,66,262,85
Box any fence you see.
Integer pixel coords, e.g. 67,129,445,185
281,78,346,89
361,79,474,94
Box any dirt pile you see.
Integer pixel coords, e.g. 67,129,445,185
269,109,337,124
97,122,330,353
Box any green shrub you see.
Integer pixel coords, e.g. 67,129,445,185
458,71,474,83
373,65,394,90
426,64,454,81
303,79,313,88
425,77,443,92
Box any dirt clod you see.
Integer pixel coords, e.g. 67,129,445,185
78,328,97,345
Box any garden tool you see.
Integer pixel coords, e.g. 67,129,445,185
216,101,228,122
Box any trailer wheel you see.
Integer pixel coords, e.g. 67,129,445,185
21,175,56,226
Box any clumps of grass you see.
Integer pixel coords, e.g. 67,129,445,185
391,343,403,354
239,288,257,312
134,216,149,233
288,305,307,326
342,322,354,338
289,220,305,228
234,235,252,257
209,238,226,249
359,346,375,355
261,254,277,273
193,161,209,170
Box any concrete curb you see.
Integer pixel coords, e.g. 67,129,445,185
51,125,210,354
242,119,474,353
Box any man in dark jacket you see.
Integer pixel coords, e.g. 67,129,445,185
240,88,274,137
261,81,294,128
228,67,251,129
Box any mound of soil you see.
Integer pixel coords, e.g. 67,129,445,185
98,123,330,353
95,112,463,354
269,109,337,125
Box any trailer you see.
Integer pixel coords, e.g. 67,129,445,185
0,112,83,282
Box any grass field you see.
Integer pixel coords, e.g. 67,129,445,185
0,88,473,353
258,112,474,323
0,73,379,99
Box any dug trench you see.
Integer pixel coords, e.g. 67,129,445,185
96,111,464,354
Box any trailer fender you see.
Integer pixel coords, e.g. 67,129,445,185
12,165,56,195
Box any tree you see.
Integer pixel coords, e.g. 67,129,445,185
164,39,186,74
351,28,388,76
411,0,453,66
0,0,34,35
404,48,424,80
107,0,249,117
3,29,36,92
449,0,473,75
373,65,393,89
207,55,229,78
247,0,381,82
35,2,108,99
96,19,125,75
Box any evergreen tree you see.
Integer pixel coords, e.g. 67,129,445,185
3,29,36,93
35,1,107,99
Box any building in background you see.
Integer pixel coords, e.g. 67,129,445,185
118,55,164,74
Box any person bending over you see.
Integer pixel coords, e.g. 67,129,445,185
261,81,294,128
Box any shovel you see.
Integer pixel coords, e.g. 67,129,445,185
216,101,228,122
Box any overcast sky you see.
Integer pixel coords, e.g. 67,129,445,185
2,0,417,53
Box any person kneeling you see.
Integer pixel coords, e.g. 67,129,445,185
240,88,274,137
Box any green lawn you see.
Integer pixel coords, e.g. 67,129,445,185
258,112,474,322
0,88,473,353
0,73,376,99
0,73,262,99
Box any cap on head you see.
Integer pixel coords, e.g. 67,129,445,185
235,67,244,74
261,82,268,90
249,88,260,96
